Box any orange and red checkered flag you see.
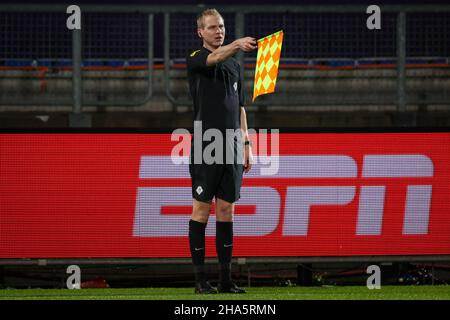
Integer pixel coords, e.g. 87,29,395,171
253,30,284,102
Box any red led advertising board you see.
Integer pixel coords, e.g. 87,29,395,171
0,132,449,258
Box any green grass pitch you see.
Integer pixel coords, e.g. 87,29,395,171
0,286,449,300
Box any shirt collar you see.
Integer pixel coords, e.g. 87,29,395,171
202,47,213,54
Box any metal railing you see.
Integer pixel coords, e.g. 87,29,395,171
0,4,450,118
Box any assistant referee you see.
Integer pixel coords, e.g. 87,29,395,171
186,8,257,294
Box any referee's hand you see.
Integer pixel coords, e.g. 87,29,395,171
235,37,257,52
244,145,253,173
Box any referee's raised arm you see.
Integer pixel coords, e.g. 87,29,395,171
206,37,257,66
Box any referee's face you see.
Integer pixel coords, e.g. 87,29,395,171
199,15,225,49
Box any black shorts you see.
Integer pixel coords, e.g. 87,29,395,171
189,162,243,204
189,134,244,203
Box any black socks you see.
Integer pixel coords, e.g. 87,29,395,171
216,221,233,284
189,219,207,283
189,219,234,284
216,221,233,264
189,219,207,265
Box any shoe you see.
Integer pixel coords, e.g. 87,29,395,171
195,281,218,294
217,282,246,294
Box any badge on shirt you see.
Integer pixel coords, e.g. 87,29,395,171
190,50,200,57
233,82,237,92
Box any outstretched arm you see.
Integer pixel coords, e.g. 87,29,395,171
206,37,257,66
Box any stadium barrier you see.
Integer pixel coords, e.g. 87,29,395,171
1,4,450,113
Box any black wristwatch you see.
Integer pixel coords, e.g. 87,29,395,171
244,140,252,147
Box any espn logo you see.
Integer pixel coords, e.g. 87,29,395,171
133,155,433,237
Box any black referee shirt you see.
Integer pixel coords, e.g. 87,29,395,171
186,47,245,132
